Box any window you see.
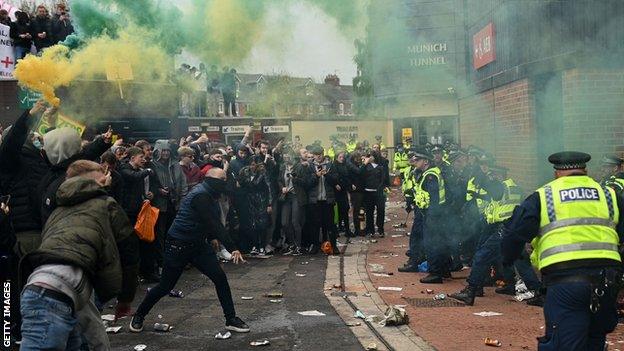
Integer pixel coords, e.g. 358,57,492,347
319,105,325,114
297,104,302,115
305,85,314,96
349,104,354,115
235,103,240,114
308,104,314,114
339,103,345,115
218,102,224,114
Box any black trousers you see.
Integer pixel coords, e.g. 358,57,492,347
335,191,350,233
364,191,385,234
350,192,364,235
305,201,336,246
223,92,237,116
135,239,236,321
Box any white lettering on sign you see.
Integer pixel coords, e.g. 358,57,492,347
222,126,247,134
559,187,600,202
410,57,447,67
407,43,448,54
204,126,220,132
188,126,201,132
262,125,289,133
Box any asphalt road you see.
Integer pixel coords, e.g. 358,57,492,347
108,254,363,350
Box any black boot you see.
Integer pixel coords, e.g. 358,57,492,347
449,286,477,306
420,274,443,284
495,285,516,296
398,263,419,273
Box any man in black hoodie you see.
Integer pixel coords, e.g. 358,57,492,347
10,11,32,59
31,5,54,52
130,168,249,334
361,151,386,237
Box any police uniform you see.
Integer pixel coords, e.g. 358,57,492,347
501,152,624,351
346,139,357,153
398,148,450,282
601,155,624,193
393,143,410,176
450,166,540,305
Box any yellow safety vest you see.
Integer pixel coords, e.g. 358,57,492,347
466,177,489,213
415,167,446,209
393,151,409,172
485,179,523,224
530,175,621,271
346,141,357,153
605,176,624,193
325,147,336,160
402,166,415,198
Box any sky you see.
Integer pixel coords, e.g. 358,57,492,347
176,1,359,84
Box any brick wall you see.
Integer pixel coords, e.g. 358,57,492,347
460,78,538,190
562,69,624,167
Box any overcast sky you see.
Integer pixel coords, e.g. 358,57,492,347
177,1,359,84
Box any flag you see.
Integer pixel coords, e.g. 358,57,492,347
0,23,14,79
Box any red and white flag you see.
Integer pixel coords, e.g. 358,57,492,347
0,23,14,79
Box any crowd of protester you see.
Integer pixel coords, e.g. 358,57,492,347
0,102,393,348
2,3,74,59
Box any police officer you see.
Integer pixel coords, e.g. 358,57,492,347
600,154,624,193
501,152,624,350
375,135,386,150
399,151,424,272
346,134,357,153
398,147,449,283
432,145,450,176
450,164,540,305
445,150,470,271
392,141,410,178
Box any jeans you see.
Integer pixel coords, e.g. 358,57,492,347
467,224,541,290
364,190,385,234
20,287,82,351
15,46,30,60
281,194,302,247
501,251,542,291
539,269,619,351
135,239,236,321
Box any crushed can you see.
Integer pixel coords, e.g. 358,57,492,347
169,290,184,298
484,338,502,347
154,323,170,332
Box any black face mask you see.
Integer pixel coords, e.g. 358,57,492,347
206,177,227,194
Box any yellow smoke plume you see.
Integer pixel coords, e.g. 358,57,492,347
13,26,173,108
13,45,75,107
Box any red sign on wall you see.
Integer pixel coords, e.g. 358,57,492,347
473,23,496,69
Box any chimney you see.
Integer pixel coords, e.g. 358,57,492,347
324,74,340,86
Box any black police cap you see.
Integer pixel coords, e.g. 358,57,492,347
601,154,623,166
410,146,433,161
447,150,467,163
548,151,591,170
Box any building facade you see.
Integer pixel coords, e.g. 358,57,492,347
368,0,624,189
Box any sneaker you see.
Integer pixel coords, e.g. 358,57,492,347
129,314,144,333
258,248,266,256
217,248,233,261
283,246,294,256
292,247,302,256
250,247,259,255
264,245,275,255
225,317,250,333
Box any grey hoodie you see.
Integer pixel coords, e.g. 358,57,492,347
152,139,188,212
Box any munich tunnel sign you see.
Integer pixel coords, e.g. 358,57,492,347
473,22,496,69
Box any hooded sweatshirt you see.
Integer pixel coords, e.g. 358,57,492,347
38,128,111,225
152,140,188,212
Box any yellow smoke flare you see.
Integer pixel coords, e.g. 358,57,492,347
13,26,173,110
14,45,75,107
